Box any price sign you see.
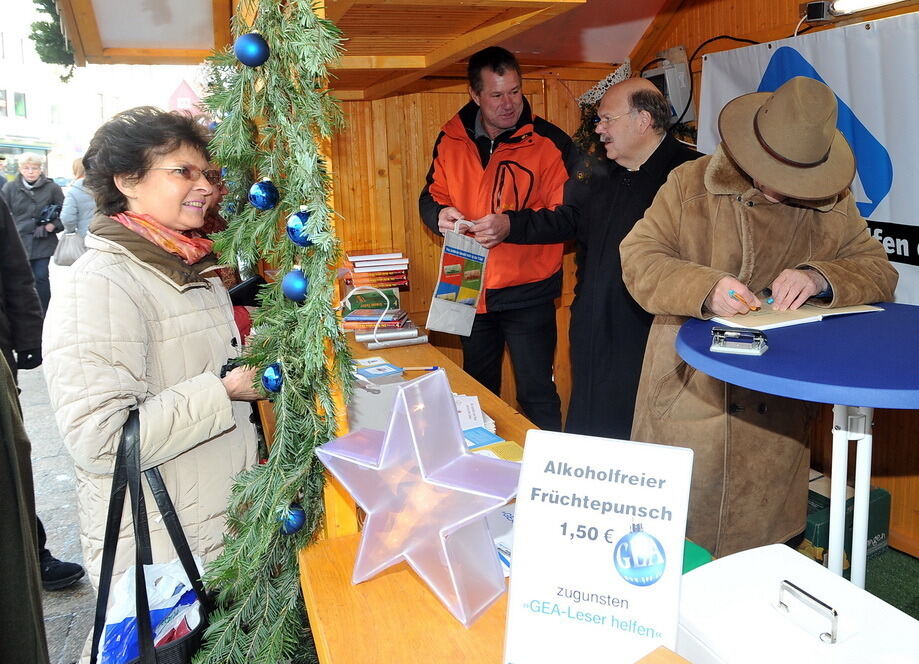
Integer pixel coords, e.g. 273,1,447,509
503,431,693,664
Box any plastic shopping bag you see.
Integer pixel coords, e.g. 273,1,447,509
425,220,488,336
100,558,203,664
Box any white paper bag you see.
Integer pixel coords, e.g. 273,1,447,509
425,221,488,337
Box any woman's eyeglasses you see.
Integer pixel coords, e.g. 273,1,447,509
149,166,223,186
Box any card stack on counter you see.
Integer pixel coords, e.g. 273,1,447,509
453,393,523,462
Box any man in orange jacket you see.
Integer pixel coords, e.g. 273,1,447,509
420,47,575,431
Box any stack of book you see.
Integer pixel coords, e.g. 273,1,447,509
344,251,410,291
341,286,427,347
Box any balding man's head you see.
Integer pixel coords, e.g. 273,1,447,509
595,77,672,169
602,78,671,134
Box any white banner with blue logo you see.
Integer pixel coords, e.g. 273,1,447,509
503,430,693,664
698,12,919,305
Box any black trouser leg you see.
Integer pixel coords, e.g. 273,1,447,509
460,311,504,396
30,257,51,317
36,516,50,559
502,302,562,431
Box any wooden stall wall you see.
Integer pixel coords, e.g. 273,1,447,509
331,73,598,422
631,0,919,557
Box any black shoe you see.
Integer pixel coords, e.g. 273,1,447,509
40,551,85,591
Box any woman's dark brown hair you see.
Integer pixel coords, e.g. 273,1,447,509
83,106,211,215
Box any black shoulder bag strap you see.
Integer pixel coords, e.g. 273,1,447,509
90,410,208,664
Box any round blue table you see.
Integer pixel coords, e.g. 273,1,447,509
676,303,919,587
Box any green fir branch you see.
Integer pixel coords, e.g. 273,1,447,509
29,0,76,81
195,2,350,663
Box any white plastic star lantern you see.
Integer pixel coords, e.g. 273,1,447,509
316,370,520,626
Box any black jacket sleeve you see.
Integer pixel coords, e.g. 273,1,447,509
504,144,600,245
49,184,65,232
419,132,448,235
0,200,43,353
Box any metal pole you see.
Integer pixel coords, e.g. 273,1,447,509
828,404,850,577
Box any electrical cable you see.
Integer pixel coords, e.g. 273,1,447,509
640,57,666,75
794,14,809,36
337,285,396,344
673,35,760,127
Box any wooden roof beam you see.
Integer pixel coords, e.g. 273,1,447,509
54,0,86,66
93,48,213,65
338,0,577,7
212,0,233,51
630,0,688,72
359,1,583,100
335,55,427,70
324,0,357,22
61,0,103,61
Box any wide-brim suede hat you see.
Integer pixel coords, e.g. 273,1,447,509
718,76,855,201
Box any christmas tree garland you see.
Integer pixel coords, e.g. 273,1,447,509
197,1,351,662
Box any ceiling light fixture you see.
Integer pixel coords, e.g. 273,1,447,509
803,0,914,22
832,0,904,14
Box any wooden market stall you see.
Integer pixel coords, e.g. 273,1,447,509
56,0,919,570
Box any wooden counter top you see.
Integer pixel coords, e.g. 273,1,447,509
300,340,691,663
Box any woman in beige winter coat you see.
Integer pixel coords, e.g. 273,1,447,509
42,107,261,594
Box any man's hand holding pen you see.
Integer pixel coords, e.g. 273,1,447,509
705,276,761,317
706,269,829,317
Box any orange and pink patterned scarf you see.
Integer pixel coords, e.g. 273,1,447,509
112,211,213,265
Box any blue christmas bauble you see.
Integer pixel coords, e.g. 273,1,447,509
248,179,279,210
280,503,306,535
207,120,219,132
234,33,270,67
281,269,309,302
261,363,283,393
613,525,666,587
286,208,314,247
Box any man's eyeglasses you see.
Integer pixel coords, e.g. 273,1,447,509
594,109,635,127
149,166,222,186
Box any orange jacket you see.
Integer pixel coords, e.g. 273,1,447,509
420,100,573,312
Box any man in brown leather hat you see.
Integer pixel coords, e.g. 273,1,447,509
620,76,898,557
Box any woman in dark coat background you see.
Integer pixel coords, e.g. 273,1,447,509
1,152,65,315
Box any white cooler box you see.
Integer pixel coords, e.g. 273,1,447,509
677,544,919,663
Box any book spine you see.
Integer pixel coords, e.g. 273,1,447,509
354,327,420,342
345,280,410,291
366,335,428,350
343,315,406,322
352,267,409,274
342,321,406,330
346,252,402,262
345,279,410,286
349,260,410,268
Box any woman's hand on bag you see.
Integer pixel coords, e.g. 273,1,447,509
221,365,261,401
